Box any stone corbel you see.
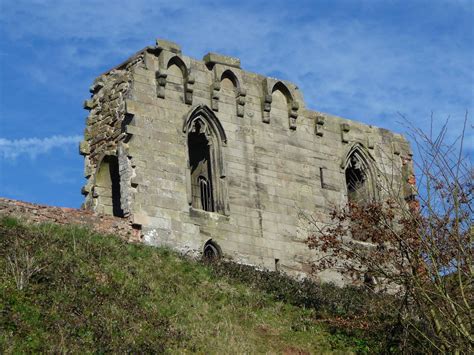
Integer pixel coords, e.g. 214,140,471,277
262,77,301,129
211,81,220,111
315,115,325,136
155,70,167,98
236,88,246,117
341,123,351,143
156,48,192,104
262,94,272,123
289,101,299,130
262,78,275,124
209,63,245,117
184,72,195,105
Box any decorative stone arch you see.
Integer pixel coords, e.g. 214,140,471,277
262,78,299,129
155,54,194,104
341,143,378,204
167,55,188,78
92,154,124,217
221,69,239,89
183,105,229,215
210,66,246,117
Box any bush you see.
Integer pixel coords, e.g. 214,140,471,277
0,220,185,353
206,259,405,352
306,115,473,353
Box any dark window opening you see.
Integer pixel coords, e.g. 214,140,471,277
108,157,124,217
188,121,214,212
345,155,368,204
203,241,221,260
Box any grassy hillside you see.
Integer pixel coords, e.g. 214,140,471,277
1,217,387,353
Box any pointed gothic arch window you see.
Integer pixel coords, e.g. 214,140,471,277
343,145,377,204
184,105,228,214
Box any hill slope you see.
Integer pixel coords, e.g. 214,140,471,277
1,217,373,353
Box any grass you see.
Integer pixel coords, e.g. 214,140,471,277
1,217,380,353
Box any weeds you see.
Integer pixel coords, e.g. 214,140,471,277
0,217,365,353
206,260,403,352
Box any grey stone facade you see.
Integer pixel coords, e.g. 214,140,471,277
80,39,413,285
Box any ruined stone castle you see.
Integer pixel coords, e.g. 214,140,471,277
80,39,413,285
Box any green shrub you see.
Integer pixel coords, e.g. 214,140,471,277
206,260,408,352
0,217,412,353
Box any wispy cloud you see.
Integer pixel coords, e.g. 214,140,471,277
0,135,82,160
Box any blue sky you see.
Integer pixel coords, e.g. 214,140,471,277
0,0,472,208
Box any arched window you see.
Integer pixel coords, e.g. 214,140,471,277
343,145,376,204
188,121,213,211
184,105,228,214
203,240,222,260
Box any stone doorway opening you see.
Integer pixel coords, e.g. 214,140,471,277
95,155,124,217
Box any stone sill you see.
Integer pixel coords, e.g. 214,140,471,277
189,207,230,223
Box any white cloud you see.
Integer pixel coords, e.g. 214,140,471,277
0,135,82,160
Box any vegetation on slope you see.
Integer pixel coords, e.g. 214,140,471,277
1,217,388,353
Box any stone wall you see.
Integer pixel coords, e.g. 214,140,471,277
80,39,413,285
0,198,138,241
80,54,143,215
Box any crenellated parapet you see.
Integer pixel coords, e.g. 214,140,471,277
127,38,309,132
203,53,246,117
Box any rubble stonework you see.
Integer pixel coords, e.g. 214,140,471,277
80,38,413,285
0,198,138,241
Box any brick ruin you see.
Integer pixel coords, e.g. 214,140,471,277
79,38,414,285
0,197,137,241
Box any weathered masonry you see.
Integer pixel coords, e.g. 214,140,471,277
80,39,414,285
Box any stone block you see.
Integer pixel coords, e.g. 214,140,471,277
203,52,241,68
156,38,181,53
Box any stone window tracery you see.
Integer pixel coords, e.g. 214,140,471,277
184,105,228,215
344,146,376,204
